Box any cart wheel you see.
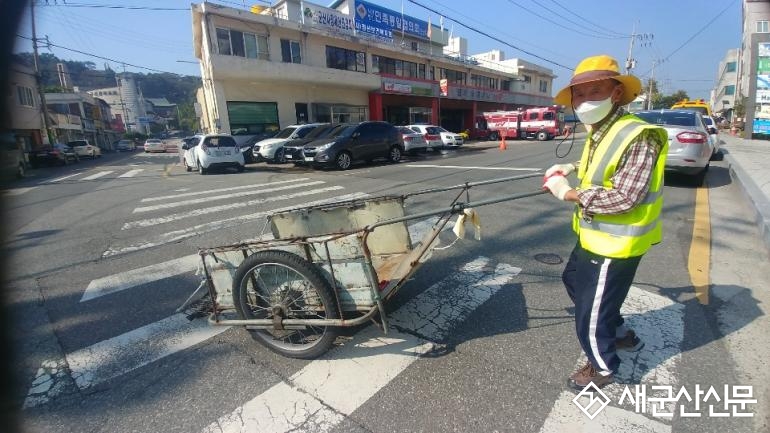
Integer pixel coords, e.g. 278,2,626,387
232,250,340,359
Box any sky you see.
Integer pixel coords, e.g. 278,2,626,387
14,0,742,100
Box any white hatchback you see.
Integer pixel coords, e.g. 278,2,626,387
182,134,245,174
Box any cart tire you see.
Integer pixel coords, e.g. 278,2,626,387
232,250,340,359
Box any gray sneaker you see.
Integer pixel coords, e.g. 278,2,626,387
616,330,644,352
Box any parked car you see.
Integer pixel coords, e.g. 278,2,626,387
182,134,245,174
67,139,101,158
0,132,26,180
301,121,403,170
701,114,722,158
397,126,429,154
163,140,180,153
253,123,327,163
144,138,166,153
283,124,341,164
405,125,444,149
115,139,137,151
634,109,714,185
30,142,79,167
434,126,464,147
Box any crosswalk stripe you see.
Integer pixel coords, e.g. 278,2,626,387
47,173,80,183
538,286,684,431
122,185,344,230
26,217,447,407
132,180,325,213
3,187,37,196
202,258,522,433
140,178,310,203
103,192,370,257
81,171,114,181
406,164,542,171
81,255,201,302
118,169,144,178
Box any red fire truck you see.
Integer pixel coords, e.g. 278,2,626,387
473,106,563,141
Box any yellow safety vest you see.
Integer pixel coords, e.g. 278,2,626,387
572,114,669,258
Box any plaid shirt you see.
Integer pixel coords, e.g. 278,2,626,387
575,108,663,216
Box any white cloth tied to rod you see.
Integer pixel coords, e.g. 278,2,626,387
452,208,481,240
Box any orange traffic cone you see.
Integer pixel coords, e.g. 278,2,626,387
499,129,507,151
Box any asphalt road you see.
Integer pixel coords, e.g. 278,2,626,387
3,136,769,433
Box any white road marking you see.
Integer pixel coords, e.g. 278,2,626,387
3,187,37,196
118,169,143,178
27,216,445,407
81,171,114,181
202,258,521,433
47,173,81,183
140,178,309,203
122,186,344,230
539,286,684,432
406,164,541,171
133,180,324,213
81,255,202,302
103,192,370,257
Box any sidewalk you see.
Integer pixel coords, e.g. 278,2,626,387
719,133,770,254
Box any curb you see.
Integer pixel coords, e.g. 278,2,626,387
723,150,770,255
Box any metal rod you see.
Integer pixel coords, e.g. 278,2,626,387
402,172,543,198
209,306,380,328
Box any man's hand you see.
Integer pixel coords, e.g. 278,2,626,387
545,163,576,177
543,174,572,200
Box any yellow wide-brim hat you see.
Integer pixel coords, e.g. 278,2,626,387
554,54,642,106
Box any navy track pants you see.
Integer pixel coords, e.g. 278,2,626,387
562,242,643,373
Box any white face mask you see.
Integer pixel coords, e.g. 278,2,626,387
574,96,614,125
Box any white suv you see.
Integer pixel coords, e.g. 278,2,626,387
182,134,245,174
253,123,326,163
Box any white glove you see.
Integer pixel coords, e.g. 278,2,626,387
452,208,481,240
545,163,576,177
543,175,572,201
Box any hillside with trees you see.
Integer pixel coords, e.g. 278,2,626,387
14,52,201,132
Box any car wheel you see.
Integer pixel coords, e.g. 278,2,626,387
334,151,352,170
536,131,549,141
388,146,402,163
198,160,207,175
237,164,245,173
17,163,25,179
185,159,191,172
91,150,96,158
489,131,500,141
273,148,286,164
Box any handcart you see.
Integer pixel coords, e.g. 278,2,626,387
182,173,547,359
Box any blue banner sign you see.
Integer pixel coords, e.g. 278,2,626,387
354,0,429,42
752,118,770,134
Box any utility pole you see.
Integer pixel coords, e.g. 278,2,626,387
625,22,637,75
647,60,656,110
30,1,53,145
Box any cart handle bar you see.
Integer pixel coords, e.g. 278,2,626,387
367,188,549,232
402,172,544,199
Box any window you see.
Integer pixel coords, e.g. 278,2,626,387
725,85,735,95
17,86,34,107
470,74,498,89
217,27,268,59
539,80,548,93
227,101,279,137
438,68,466,84
523,75,531,83
757,20,769,33
726,61,736,73
326,46,366,72
501,80,511,91
372,55,424,78
281,39,301,63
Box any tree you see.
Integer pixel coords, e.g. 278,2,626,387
655,90,689,109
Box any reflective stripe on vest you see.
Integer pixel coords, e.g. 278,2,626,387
578,218,658,237
588,121,646,186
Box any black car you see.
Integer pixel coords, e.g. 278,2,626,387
302,121,404,170
283,123,340,164
30,142,79,167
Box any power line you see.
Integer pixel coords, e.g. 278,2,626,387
547,0,629,38
406,0,572,71
640,0,737,76
530,0,629,39
505,0,625,40
41,2,188,11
